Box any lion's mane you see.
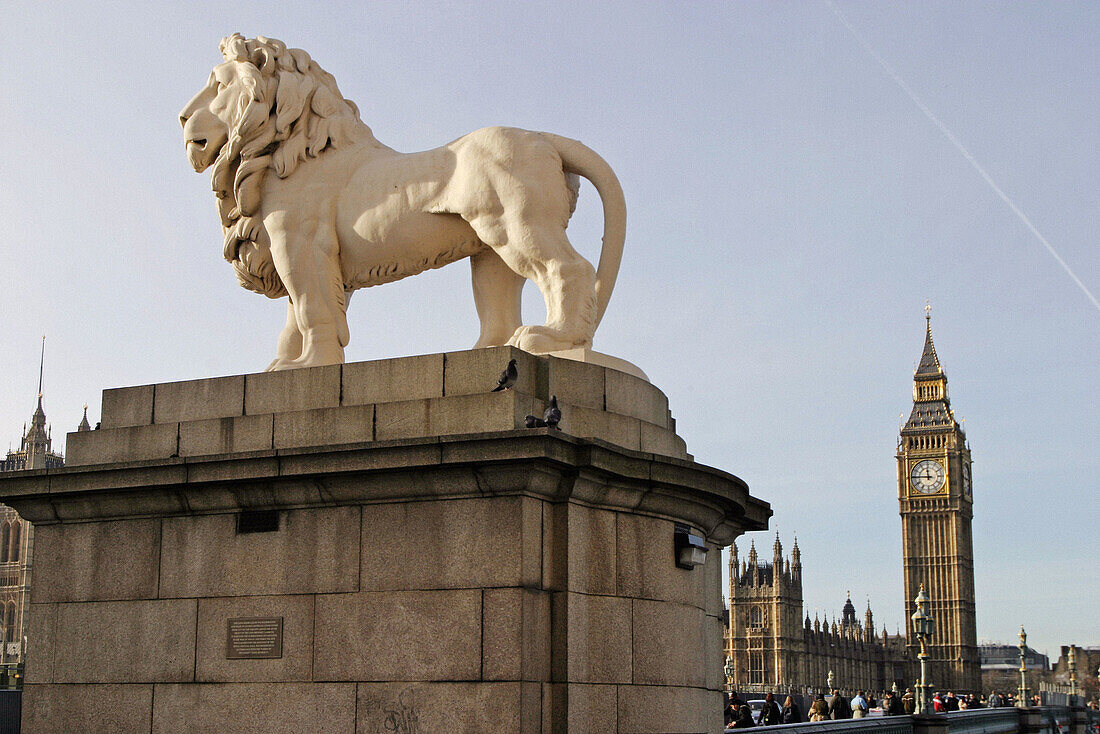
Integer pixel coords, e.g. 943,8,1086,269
211,34,368,297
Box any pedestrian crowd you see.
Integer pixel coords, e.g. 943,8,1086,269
723,687,1051,728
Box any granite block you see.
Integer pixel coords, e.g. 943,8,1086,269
558,404,641,452
159,507,359,598
244,364,340,415
616,513,705,608
443,346,542,397
152,682,355,734
631,598,706,686
374,392,533,441
153,375,244,424
65,422,178,466
23,683,152,733
360,496,541,590
356,682,525,733
545,356,605,411
52,599,196,683
565,683,618,734
343,353,444,405
605,369,670,428
314,590,482,681
558,592,632,684
273,404,374,449
101,384,154,428
483,588,551,681
31,519,160,602
196,594,314,683
24,603,56,683
179,414,273,457
639,420,689,459
617,684,712,733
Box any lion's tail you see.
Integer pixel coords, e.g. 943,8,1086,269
542,133,626,330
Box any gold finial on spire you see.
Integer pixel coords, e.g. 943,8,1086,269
925,300,931,322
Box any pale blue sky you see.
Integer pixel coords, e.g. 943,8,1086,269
1,2,1096,657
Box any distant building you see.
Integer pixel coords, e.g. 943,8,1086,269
724,534,909,693
0,342,89,674
980,642,1050,694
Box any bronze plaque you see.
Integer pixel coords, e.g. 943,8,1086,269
226,617,283,659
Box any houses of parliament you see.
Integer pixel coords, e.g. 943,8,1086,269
725,312,981,693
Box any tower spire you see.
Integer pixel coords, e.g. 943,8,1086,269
37,335,45,399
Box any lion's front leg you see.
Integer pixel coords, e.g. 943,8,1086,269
264,299,305,371
265,208,347,370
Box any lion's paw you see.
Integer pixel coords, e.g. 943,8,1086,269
507,326,589,354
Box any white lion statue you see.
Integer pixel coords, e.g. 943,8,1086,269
181,34,626,371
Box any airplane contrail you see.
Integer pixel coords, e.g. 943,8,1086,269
826,0,1100,313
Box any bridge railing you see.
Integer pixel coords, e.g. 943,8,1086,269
723,707,1099,734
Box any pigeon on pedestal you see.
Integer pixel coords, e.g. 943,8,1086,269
491,359,518,392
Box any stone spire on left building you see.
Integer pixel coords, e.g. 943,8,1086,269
2,337,64,472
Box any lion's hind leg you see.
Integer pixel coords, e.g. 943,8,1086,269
466,215,596,354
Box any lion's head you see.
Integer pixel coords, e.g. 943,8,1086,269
180,34,367,296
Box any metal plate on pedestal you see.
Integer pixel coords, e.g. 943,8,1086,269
226,617,283,659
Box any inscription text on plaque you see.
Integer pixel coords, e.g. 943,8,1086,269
226,617,284,659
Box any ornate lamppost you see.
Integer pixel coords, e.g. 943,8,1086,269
724,656,735,694
911,584,934,715
1017,626,1030,707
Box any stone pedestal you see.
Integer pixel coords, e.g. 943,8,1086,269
0,347,769,733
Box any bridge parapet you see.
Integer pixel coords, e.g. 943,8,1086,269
726,707,1099,734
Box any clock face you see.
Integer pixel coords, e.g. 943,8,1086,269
911,459,945,494
962,464,972,496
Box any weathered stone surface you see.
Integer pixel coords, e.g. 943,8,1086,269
356,682,527,733
24,603,56,683
543,503,617,595
179,413,273,457
374,392,538,441
617,684,713,733
560,682,618,734
31,519,160,602
545,356,605,411
154,375,244,424
558,592,632,684
559,404,641,452
361,496,541,590
65,422,178,466
159,507,359,598
640,420,689,459
23,683,152,733
196,594,314,683
314,590,482,681
704,612,726,691
52,599,196,683
343,353,444,405
616,513,704,608
631,598,706,687
152,682,356,734
273,404,374,449
244,364,340,415
101,384,154,428
606,369,669,428
443,346,542,397
703,541,724,617
483,588,551,681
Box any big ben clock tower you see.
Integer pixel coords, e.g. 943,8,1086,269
898,307,980,692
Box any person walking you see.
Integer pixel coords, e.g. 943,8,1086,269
850,690,869,718
809,694,830,722
780,695,802,724
757,692,781,726
731,702,755,728
901,688,916,715
988,691,1003,708
829,689,852,719
945,692,960,711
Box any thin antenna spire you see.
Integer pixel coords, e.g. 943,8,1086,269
37,335,45,398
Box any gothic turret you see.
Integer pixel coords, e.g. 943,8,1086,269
77,405,92,432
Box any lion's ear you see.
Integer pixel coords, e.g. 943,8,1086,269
250,47,277,75
274,70,315,138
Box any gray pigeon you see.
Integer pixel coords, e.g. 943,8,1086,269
491,359,518,392
525,395,562,429
544,395,561,429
